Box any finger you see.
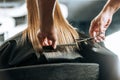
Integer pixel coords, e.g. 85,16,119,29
95,33,100,42
42,41,45,46
93,31,98,38
94,30,103,42
43,38,49,46
96,36,103,42
47,34,57,49
52,40,57,49
93,31,98,42
48,40,52,45
95,33,105,42
99,33,105,40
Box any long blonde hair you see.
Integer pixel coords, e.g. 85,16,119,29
23,0,79,53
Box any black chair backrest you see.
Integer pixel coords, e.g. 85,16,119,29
0,63,99,80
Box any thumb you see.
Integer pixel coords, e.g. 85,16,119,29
52,40,57,49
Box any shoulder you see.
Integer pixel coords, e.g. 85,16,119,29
0,32,36,68
0,32,33,53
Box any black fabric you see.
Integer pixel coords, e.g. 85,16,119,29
80,41,119,80
0,32,39,68
0,32,84,68
0,32,119,80
0,63,99,80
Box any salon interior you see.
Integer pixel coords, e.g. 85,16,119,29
0,0,120,80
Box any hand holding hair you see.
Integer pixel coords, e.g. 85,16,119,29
37,25,57,49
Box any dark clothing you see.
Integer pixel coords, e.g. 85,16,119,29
0,32,119,80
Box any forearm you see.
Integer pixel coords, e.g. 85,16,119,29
37,0,56,27
101,0,120,15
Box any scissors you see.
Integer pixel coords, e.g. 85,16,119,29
43,37,94,52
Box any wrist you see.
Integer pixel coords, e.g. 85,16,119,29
40,22,55,33
40,26,56,37
102,5,114,17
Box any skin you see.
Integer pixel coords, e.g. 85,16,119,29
89,0,120,42
37,0,57,49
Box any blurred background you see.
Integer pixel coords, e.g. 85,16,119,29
0,0,120,60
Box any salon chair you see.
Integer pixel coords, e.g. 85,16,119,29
0,63,99,80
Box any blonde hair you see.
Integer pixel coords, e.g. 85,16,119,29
23,0,80,53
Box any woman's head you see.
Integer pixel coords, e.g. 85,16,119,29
23,0,79,53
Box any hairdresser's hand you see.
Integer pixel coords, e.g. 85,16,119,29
38,24,57,49
89,12,113,42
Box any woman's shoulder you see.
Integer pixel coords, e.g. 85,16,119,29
6,32,23,42
0,31,32,52
0,32,22,47
0,32,36,68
